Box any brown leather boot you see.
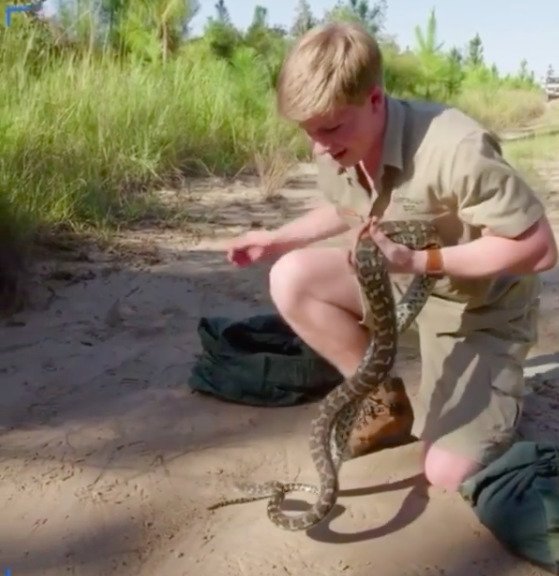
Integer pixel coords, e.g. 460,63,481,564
347,376,416,458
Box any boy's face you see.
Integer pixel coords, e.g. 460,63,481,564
300,86,386,170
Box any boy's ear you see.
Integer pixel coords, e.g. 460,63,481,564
370,86,384,111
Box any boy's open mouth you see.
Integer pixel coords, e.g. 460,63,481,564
332,148,347,160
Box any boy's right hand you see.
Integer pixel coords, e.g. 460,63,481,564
226,230,281,267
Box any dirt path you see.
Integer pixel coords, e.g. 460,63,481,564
1,153,559,575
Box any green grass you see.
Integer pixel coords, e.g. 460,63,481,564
0,36,302,240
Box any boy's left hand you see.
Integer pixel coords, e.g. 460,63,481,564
361,217,417,274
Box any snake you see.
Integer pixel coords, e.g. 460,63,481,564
208,219,441,530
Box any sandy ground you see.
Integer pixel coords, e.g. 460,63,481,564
2,150,559,576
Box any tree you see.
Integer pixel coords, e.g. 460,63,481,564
204,0,240,59
466,33,483,67
215,0,230,24
414,8,444,57
412,8,444,98
100,0,197,61
517,58,534,84
291,0,315,37
445,47,465,97
244,5,275,52
350,0,386,33
448,46,462,65
36,0,200,57
241,5,288,85
249,5,268,30
324,0,386,35
412,9,464,99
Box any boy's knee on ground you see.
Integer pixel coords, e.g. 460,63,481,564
423,444,482,491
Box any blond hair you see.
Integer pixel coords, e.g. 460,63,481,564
276,21,384,122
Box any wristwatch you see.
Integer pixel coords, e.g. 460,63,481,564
426,247,444,278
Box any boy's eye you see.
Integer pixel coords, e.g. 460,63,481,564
324,124,341,133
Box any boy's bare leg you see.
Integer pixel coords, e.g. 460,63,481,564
269,246,368,378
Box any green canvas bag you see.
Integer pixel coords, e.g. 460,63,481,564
188,314,343,406
460,441,559,574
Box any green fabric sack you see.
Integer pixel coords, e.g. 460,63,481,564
187,314,343,406
459,441,559,574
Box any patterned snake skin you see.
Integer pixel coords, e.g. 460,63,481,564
208,219,441,530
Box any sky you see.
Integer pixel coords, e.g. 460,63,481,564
39,0,557,80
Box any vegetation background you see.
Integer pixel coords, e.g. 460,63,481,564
0,0,551,247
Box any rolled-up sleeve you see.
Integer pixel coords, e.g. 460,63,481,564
450,131,545,238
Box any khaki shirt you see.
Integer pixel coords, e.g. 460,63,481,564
316,96,545,341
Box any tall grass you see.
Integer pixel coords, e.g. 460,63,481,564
0,32,302,237
451,86,545,133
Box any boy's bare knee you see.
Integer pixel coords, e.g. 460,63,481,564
269,247,361,323
269,249,309,312
423,445,482,492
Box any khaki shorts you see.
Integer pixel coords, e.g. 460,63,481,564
358,281,537,466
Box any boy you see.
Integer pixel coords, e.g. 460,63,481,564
226,22,558,491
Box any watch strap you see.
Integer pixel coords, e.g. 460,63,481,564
426,247,444,278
